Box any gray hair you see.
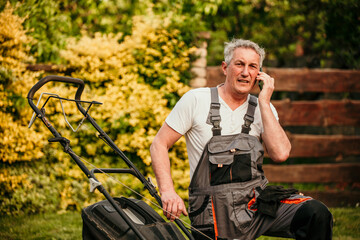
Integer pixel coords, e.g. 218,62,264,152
224,39,266,67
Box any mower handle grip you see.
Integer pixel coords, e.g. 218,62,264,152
27,75,84,101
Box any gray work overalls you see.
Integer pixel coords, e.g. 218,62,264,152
188,87,268,239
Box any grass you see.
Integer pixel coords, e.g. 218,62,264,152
0,208,359,240
0,212,82,240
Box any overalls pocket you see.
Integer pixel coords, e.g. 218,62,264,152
231,189,256,231
188,194,213,228
208,136,254,186
211,187,256,236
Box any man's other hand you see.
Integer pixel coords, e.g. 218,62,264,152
161,190,188,221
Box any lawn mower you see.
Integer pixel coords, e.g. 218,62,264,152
27,75,197,240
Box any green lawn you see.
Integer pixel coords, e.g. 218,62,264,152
0,208,359,239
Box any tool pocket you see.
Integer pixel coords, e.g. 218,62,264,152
208,136,254,186
188,194,213,228
211,188,256,236
231,189,256,231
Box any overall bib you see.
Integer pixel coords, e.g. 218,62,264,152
188,87,268,239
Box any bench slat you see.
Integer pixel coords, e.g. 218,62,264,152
267,68,360,93
272,99,360,127
287,134,360,158
206,66,360,93
299,190,360,208
263,163,360,183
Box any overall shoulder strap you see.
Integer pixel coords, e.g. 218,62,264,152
241,95,257,134
208,87,222,136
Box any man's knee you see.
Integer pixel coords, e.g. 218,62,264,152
290,200,333,240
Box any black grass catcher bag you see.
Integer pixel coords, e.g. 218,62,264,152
82,197,185,240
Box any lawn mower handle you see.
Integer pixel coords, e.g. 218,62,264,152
27,75,84,101
27,75,85,116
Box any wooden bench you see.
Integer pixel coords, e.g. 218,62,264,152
207,67,360,207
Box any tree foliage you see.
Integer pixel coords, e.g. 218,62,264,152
1,0,203,64
3,0,358,68
191,0,359,68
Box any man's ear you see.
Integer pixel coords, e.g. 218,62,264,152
221,61,227,76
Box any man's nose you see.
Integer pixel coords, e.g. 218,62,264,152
241,66,249,76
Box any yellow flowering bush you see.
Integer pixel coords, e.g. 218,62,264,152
0,3,44,163
0,3,52,214
1,4,195,215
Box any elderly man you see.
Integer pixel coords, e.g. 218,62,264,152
150,39,333,240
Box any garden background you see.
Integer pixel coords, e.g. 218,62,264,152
1,0,359,239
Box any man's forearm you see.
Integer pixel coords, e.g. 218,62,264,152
259,100,291,162
150,142,175,194
149,125,188,220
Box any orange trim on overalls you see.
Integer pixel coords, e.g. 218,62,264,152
211,197,219,240
248,195,312,211
247,196,257,211
247,188,258,211
280,197,312,204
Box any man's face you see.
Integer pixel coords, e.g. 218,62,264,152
222,47,260,95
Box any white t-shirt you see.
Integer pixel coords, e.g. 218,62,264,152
165,87,279,179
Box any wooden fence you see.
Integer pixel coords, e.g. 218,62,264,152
206,67,360,207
